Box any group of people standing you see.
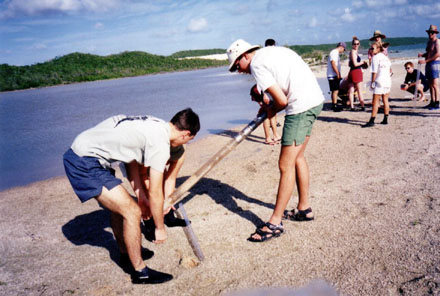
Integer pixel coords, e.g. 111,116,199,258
327,25,440,127
61,25,439,286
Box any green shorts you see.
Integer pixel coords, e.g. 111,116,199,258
282,103,323,146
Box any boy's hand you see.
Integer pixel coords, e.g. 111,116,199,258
154,227,167,244
139,199,152,220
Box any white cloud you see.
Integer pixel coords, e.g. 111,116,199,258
341,8,355,22
1,0,121,18
187,17,208,33
364,0,392,7
394,0,407,4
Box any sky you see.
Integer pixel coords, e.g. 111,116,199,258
0,0,439,66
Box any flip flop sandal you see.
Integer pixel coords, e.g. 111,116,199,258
283,207,314,222
248,222,284,243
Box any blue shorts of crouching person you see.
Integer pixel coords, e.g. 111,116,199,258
426,60,440,81
63,148,122,202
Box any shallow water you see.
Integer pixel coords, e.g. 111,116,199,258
0,66,327,191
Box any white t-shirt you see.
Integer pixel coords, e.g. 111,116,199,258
71,115,170,172
250,46,325,115
371,52,392,88
327,48,340,78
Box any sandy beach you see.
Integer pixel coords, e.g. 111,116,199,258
0,58,439,296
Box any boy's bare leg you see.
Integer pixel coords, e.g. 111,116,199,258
262,118,272,143
96,185,145,271
269,139,309,225
270,116,281,142
294,137,311,212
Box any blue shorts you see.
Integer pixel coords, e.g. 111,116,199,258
426,61,440,81
63,149,122,202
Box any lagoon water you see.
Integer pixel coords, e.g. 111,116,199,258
0,42,426,191
0,66,328,191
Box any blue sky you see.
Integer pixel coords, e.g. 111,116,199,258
1,0,439,66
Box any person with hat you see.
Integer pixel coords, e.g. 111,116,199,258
362,41,392,128
368,30,389,64
327,42,346,112
226,39,324,242
418,24,440,110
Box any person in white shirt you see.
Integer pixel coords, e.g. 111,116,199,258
327,42,346,111
227,39,325,242
362,42,392,127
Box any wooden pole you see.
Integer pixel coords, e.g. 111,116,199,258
163,112,267,210
176,203,205,261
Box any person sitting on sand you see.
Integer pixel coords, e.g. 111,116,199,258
362,42,392,127
401,61,428,101
250,84,281,145
63,108,200,284
227,39,324,242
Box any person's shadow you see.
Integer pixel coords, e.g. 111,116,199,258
177,176,274,227
62,177,273,264
61,208,121,267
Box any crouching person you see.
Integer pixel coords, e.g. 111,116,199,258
401,61,429,101
63,108,200,284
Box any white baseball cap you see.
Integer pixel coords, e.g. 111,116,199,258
226,39,260,72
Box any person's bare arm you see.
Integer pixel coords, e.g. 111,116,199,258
148,167,167,244
350,50,366,67
126,161,150,219
331,60,340,79
163,152,185,199
265,84,287,118
419,39,440,64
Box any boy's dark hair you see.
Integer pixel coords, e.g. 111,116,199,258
265,38,276,46
250,84,264,103
171,108,200,136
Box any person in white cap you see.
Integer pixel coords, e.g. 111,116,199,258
226,39,325,242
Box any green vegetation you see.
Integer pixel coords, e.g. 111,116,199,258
0,37,427,92
0,51,227,91
170,48,226,58
290,37,427,65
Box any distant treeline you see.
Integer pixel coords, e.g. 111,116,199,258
289,37,427,64
0,51,228,92
170,48,226,58
0,37,427,92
